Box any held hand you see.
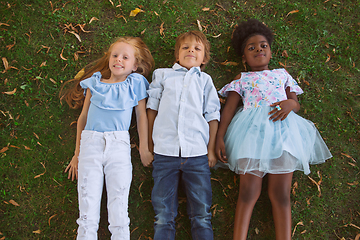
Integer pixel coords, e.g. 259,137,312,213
207,150,218,168
140,150,154,167
64,155,79,181
269,99,297,122
215,137,228,163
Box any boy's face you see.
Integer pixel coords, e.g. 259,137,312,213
176,36,206,70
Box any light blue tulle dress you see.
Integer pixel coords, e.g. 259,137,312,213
217,69,332,177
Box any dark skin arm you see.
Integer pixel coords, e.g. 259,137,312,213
215,91,242,163
269,87,300,121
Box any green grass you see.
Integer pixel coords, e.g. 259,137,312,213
1,0,359,239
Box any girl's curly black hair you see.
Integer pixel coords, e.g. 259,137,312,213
232,19,273,57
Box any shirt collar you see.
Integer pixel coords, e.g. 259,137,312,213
172,63,201,75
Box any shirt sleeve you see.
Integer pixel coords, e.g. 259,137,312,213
146,69,164,111
284,70,304,95
203,74,221,122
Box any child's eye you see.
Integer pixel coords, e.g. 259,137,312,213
262,44,268,48
195,47,201,51
248,46,255,51
124,56,128,59
182,46,189,50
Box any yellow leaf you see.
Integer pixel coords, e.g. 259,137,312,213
2,57,9,70
159,22,165,36
74,68,85,80
9,199,20,207
3,88,16,95
130,8,144,17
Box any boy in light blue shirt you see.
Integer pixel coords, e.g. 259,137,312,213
147,31,220,240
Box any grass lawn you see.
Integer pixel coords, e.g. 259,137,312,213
0,0,359,239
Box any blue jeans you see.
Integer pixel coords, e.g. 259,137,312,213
151,154,213,240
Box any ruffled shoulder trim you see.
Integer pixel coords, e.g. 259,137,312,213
218,78,241,97
281,69,304,95
80,72,149,110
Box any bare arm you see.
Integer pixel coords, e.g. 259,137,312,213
135,99,153,167
215,91,242,162
64,88,91,181
269,87,300,121
207,120,219,167
147,108,158,154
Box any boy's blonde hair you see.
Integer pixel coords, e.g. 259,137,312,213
174,31,210,70
60,37,154,109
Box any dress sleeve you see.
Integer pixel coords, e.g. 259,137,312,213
130,73,150,102
146,69,164,111
218,79,242,97
284,70,304,95
79,72,102,96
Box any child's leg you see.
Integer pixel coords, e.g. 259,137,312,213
267,173,293,240
77,131,105,239
233,173,263,240
151,154,181,240
181,155,213,240
104,132,132,239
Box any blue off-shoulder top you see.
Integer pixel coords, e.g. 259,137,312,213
80,72,149,132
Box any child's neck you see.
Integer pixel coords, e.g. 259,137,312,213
102,74,128,83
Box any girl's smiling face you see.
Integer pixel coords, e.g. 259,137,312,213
108,42,138,82
242,34,271,71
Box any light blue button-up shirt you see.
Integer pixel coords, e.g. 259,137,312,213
147,63,221,157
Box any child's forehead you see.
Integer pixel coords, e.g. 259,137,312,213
179,36,204,46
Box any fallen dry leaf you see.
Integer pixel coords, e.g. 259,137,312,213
33,229,41,234
9,199,20,207
3,88,16,95
69,31,81,42
355,233,360,240
34,162,46,178
212,33,221,38
108,0,114,6
74,68,85,79
60,47,67,60
141,28,146,35
308,175,322,197
159,22,165,36
0,23,10,27
89,17,99,24
325,54,331,63
221,61,239,66
130,8,144,17
48,214,57,226
197,19,202,31
202,7,210,11
292,221,304,237
282,50,289,58
341,152,356,162
286,9,299,17
0,147,8,153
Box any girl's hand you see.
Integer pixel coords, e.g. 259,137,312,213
215,137,228,163
269,99,298,121
140,150,154,167
64,155,79,181
208,150,218,168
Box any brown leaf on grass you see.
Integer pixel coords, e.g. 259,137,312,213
221,61,239,66
282,50,289,58
70,121,77,126
138,181,144,198
2,57,8,70
33,132,39,139
202,7,210,11
89,17,99,24
48,214,57,226
49,78,57,84
69,31,81,42
74,68,85,79
286,10,299,17
3,88,16,95
292,221,304,237
6,37,16,50
355,233,360,240
141,28,146,35
341,153,356,162
197,20,202,31
33,229,41,234
60,47,67,60
292,181,298,196
34,162,46,178
212,33,221,38
0,23,10,27
308,175,322,197
40,61,46,67
77,24,91,33
0,147,8,153
10,145,20,149
325,54,331,63
216,3,226,11
108,0,114,6
279,61,286,68
303,80,310,86
211,178,228,197
333,65,341,72
159,22,165,36
24,145,31,150
130,8,144,17
36,45,50,54
9,199,20,207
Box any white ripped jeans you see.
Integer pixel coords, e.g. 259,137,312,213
76,130,132,240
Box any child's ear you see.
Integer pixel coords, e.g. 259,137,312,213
132,64,138,72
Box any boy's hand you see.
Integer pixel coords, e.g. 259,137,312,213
65,155,79,181
140,150,154,167
208,150,218,168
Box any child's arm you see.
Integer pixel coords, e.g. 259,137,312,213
215,91,242,163
64,88,91,181
135,99,154,167
207,120,219,167
147,109,158,154
269,87,300,121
